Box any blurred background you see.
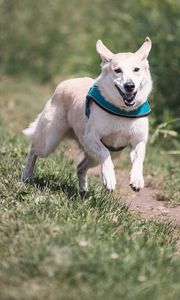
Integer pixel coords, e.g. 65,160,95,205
0,0,180,124
1,3,180,298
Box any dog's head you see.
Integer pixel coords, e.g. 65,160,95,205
96,37,152,110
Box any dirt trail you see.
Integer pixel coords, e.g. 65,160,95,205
67,142,180,226
116,171,180,225
90,165,180,226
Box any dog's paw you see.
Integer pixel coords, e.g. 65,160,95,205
129,172,144,192
102,162,116,191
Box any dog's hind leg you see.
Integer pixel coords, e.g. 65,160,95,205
77,154,98,191
21,145,37,182
22,99,69,181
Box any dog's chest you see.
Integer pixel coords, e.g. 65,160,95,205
98,116,148,147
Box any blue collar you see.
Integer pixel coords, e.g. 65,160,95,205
86,85,151,118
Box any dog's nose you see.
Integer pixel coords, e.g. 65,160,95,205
124,81,135,92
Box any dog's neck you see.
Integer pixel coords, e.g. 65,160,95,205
86,85,151,119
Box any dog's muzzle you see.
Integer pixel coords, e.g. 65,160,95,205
114,83,137,107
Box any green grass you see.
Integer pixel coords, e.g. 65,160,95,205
0,77,180,300
144,146,180,206
155,164,180,206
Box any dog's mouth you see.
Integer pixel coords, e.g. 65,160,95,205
115,84,137,107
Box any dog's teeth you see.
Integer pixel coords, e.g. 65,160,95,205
124,99,135,107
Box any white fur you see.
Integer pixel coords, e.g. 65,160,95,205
22,38,152,192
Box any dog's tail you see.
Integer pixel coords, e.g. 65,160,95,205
23,112,42,140
22,97,69,157
23,97,54,140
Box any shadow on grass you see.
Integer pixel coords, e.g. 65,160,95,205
31,173,84,200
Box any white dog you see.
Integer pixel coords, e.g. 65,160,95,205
22,37,152,192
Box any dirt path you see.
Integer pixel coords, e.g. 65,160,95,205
90,166,180,226
116,171,180,226
66,142,180,226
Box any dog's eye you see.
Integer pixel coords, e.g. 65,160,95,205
114,68,122,74
134,67,140,72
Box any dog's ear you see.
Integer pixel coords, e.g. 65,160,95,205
135,37,152,60
96,40,114,64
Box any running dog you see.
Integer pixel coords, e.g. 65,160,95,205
22,37,152,192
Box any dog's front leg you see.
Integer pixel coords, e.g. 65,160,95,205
83,127,116,191
129,141,146,191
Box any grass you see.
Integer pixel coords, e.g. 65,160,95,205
0,77,180,300
155,163,180,206
145,145,180,206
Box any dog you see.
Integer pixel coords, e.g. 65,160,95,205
22,37,152,192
